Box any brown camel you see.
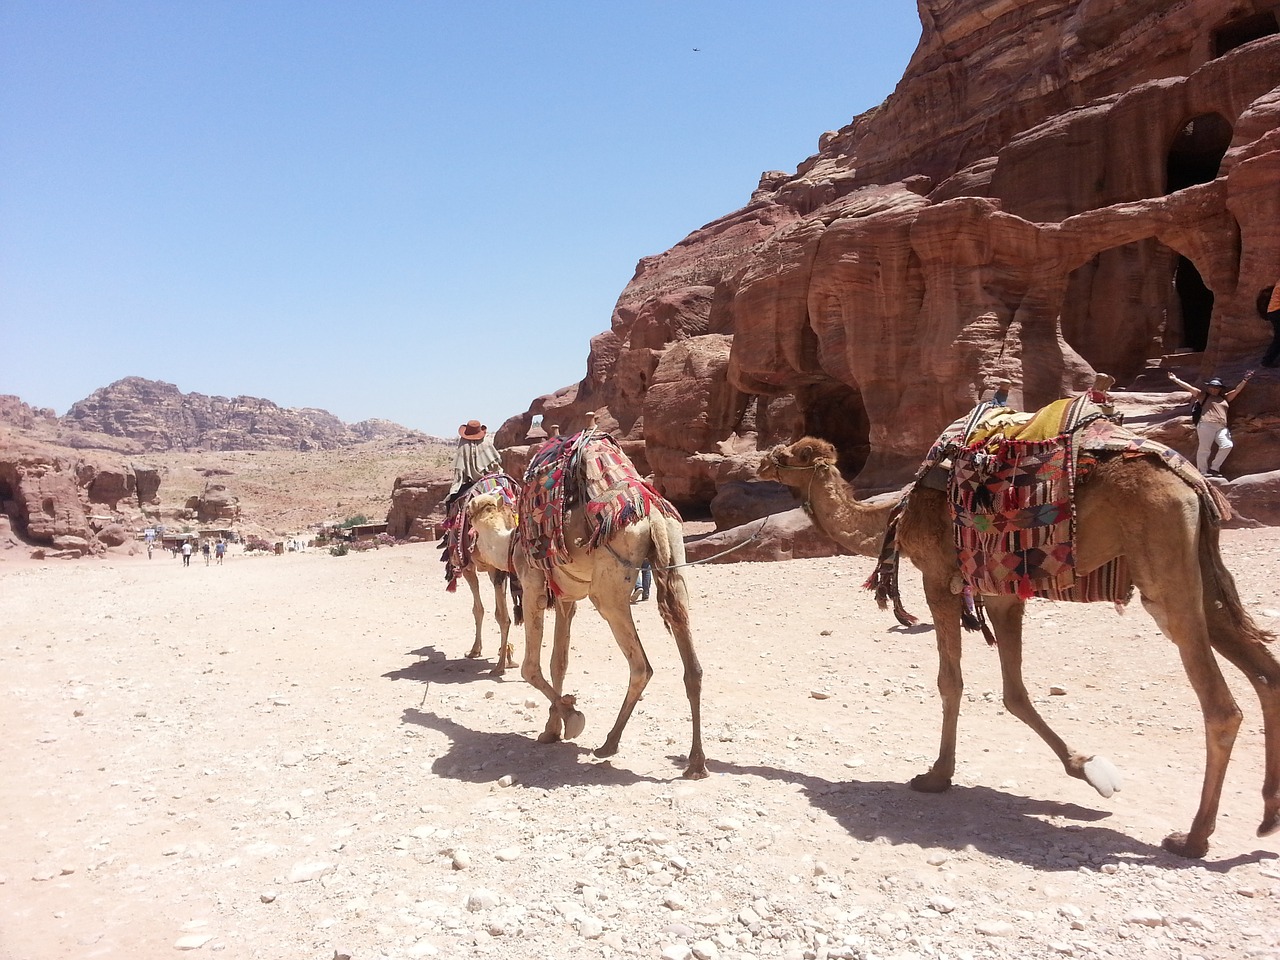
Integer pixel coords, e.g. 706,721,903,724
510,436,707,779
457,491,523,674
761,435,1280,858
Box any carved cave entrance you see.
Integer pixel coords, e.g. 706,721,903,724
798,381,870,478
1163,112,1232,352
0,473,20,536
1062,238,1217,382
1212,12,1279,57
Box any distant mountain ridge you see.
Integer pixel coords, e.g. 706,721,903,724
52,377,429,452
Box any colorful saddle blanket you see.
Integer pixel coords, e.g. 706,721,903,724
516,429,680,582
870,394,1217,609
443,472,519,591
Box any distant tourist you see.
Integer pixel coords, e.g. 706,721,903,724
215,540,226,565
201,540,211,565
1166,369,1254,477
181,540,192,567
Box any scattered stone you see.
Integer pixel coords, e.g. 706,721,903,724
691,940,719,960
579,916,604,939
925,850,949,866
810,690,832,700
497,775,517,788
451,850,471,870
1123,907,1164,927
494,846,522,862
660,945,693,960
174,934,214,950
714,818,742,832
466,889,499,912
930,896,957,914
287,861,335,883
1049,685,1068,696
975,920,1016,937
259,891,277,903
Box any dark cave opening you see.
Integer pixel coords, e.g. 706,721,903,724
1165,113,1232,194
798,381,870,478
1174,256,1214,352
1212,12,1279,58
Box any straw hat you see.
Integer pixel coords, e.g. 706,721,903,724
458,419,487,441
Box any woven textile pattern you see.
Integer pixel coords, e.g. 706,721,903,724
517,430,681,579
443,472,519,590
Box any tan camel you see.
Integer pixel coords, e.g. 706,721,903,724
762,436,1280,858
454,491,523,675
509,447,707,779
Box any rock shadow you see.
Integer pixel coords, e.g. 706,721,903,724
710,758,1276,874
402,707,674,789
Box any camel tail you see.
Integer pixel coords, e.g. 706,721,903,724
1199,510,1275,645
649,516,691,638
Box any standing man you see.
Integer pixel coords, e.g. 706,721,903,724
1166,369,1254,477
181,539,192,567
215,540,226,565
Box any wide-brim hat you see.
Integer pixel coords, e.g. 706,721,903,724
1204,378,1226,389
458,419,487,441
992,377,1013,389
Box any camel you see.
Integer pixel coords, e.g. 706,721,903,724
509,433,707,779
448,481,524,675
761,435,1280,858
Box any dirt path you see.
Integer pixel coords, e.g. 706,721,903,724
2,534,1279,959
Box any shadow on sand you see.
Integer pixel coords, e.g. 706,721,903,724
401,707,674,788
708,757,1277,874
383,644,512,687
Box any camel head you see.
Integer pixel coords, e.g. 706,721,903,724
466,492,516,530
757,437,839,488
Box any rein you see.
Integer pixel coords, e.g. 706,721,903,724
602,512,776,572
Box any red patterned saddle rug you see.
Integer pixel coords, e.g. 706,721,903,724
516,429,680,592
443,472,519,592
866,394,1220,629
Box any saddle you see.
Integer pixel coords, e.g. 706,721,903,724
867,393,1217,630
516,429,680,589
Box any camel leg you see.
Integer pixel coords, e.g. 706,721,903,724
518,570,568,743
1203,626,1280,839
549,599,585,740
462,566,485,659
985,595,1123,798
656,570,707,779
591,586,653,762
912,573,965,793
489,571,512,675
1140,591,1243,858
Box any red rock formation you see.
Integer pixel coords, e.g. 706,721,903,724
0,445,161,557
386,472,451,540
63,377,426,452
500,0,1280,509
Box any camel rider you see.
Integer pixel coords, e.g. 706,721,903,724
440,420,502,581
447,419,501,504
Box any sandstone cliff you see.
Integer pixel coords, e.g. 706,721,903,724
63,377,423,452
499,0,1280,506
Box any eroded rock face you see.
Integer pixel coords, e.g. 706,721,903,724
386,472,451,540
0,453,161,557
63,377,425,452
500,0,1280,512
184,482,241,524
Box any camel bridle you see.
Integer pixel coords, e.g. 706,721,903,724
764,450,836,512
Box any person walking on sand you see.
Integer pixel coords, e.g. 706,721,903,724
215,540,225,565
201,540,211,566
181,540,192,567
1166,369,1254,477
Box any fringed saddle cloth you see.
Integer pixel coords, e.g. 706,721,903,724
866,394,1219,624
516,429,680,591
443,472,520,592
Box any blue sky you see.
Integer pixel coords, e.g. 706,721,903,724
1,2,920,438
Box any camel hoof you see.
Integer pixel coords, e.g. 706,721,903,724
909,771,952,794
563,710,586,740
1083,756,1122,799
1161,831,1209,859
593,742,619,759
488,665,506,677
464,650,482,660
1258,810,1279,838
536,730,562,744
682,764,709,781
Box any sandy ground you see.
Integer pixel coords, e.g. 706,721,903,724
2,533,1280,960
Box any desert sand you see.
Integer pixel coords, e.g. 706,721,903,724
2,533,1279,960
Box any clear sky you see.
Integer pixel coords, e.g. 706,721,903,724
1,2,921,438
